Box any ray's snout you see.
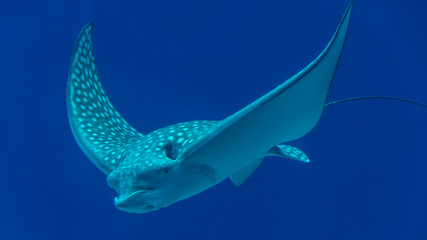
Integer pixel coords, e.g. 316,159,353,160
114,190,157,213
106,163,147,190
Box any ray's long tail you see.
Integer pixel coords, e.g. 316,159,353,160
325,96,427,108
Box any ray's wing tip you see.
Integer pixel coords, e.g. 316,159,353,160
80,22,93,41
82,22,93,33
73,22,94,49
346,0,354,15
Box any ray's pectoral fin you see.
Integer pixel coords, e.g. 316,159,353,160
182,1,353,173
67,23,143,174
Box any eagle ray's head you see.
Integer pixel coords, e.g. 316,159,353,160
105,121,218,213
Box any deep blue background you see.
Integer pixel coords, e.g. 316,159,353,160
1,0,426,239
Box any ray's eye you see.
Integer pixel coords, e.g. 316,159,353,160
163,167,170,174
163,143,177,160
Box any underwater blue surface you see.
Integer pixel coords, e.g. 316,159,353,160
1,0,426,239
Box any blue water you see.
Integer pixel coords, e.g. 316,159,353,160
1,0,427,239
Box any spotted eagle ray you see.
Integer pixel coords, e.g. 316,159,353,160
67,2,353,213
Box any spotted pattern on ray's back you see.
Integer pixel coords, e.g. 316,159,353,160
67,23,142,174
105,120,219,185
128,120,218,163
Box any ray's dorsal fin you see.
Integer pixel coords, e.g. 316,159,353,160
67,23,143,174
265,145,310,163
